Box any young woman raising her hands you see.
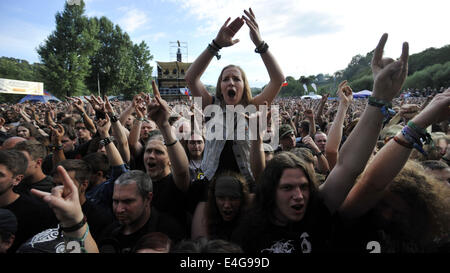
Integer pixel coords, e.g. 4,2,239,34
185,8,285,185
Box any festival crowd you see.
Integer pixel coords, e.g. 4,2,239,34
0,9,449,254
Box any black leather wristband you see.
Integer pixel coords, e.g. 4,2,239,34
110,114,119,123
60,215,87,232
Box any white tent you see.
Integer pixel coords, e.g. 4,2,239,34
301,94,322,100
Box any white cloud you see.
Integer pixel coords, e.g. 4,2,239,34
170,0,450,87
117,7,149,33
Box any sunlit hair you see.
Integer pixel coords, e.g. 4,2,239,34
215,65,252,106
380,160,450,250
206,171,250,239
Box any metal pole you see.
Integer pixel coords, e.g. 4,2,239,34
97,72,100,96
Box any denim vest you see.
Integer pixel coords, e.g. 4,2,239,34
201,97,255,183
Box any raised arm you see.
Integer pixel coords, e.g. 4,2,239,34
128,94,146,157
319,33,409,213
97,114,124,167
339,89,450,218
249,106,267,182
73,97,97,135
51,124,66,167
31,166,99,253
305,109,316,137
185,17,244,109
104,96,130,164
302,135,330,173
325,81,353,170
148,81,190,192
244,8,285,106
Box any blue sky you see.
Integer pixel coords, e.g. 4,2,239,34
1,0,449,89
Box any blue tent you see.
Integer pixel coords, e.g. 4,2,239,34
19,91,61,103
353,90,372,98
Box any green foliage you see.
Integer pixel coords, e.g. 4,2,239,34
0,57,45,103
408,45,450,75
349,74,373,92
35,0,153,99
403,61,450,89
37,0,100,98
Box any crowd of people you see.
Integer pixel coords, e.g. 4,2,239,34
0,8,449,254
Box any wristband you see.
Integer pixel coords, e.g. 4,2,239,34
212,39,222,50
164,139,178,147
255,41,269,54
63,223,89,253
110,114,119,123
100,136,114,146
60,215,87,233
207,44,221,60
393,135,413,149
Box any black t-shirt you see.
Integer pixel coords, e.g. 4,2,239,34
186,178,210,215
216,140,240,175
98,207,185,253
13,175,55,195
42,150,81,175
82,199,114,242
2,192,58,253
231,200,335,253
152,174,189,232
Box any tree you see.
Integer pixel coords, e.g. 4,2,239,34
127,41,153,97
0,57,45,103
37,0,99,98
85,17,153,98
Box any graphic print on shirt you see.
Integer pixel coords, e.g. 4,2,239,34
261,240,295,253
300,232,312,253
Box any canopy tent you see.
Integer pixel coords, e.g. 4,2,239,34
19,91,61,103
353,90,372,98
301,94,322,100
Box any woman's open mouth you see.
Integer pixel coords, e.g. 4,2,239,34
227,90,236,98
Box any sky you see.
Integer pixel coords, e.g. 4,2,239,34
0,0,449,88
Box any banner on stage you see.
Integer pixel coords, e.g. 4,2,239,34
0,78,44,95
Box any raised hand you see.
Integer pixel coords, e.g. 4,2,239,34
31,166,84,228
337,80,353,107
70,97,85,114
302,135,320,152
50,124,65,144
96,114,111,138
371,33,409,101
84,95,105,113
104,96,115,115
304,109,314,120
147,80,171,127
243,8,263,47
214,17,244,48
411,88,450,128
